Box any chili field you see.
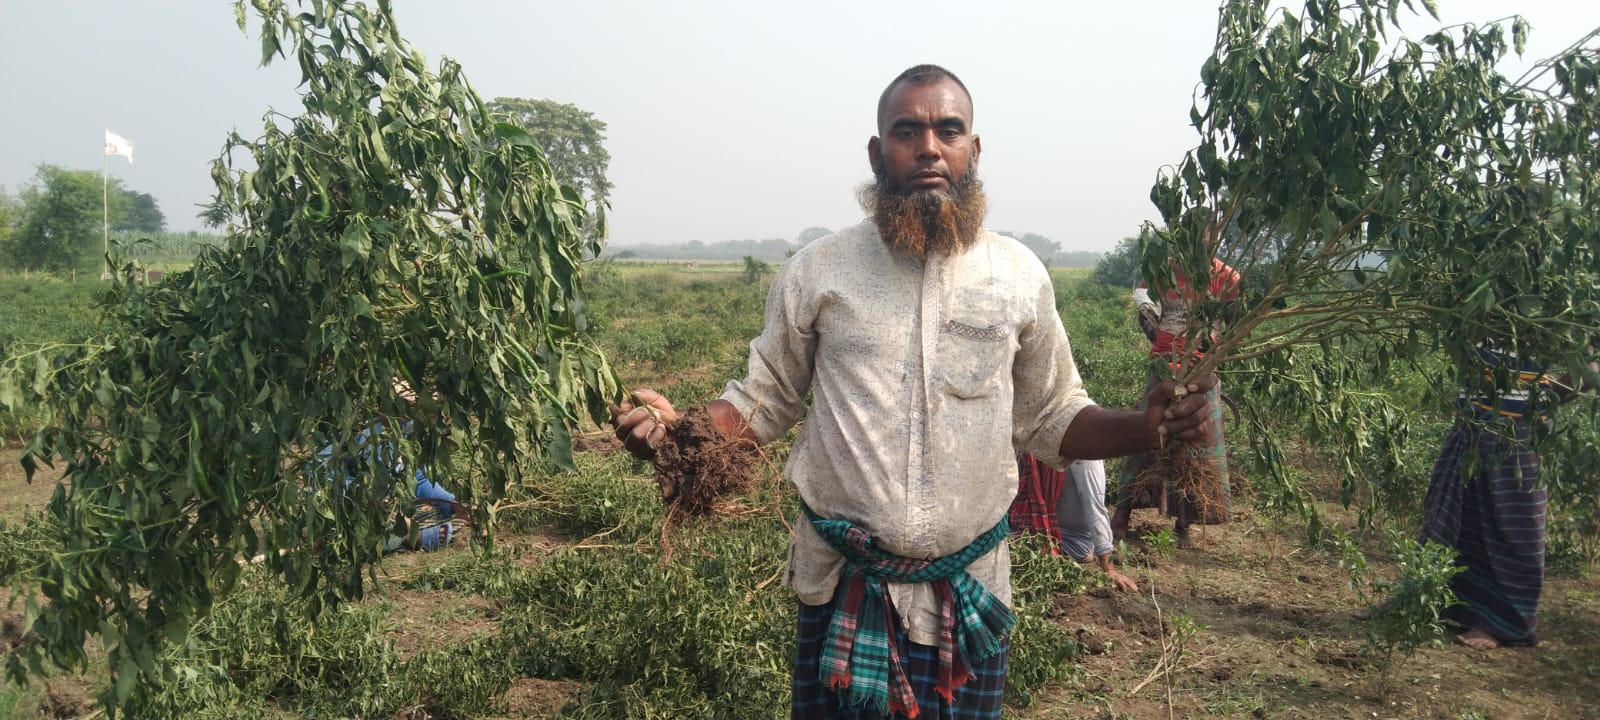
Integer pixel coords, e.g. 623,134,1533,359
1,264,1597,719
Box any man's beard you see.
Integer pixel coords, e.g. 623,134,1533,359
857,166,988,259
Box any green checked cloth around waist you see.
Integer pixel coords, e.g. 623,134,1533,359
802,503,1014,719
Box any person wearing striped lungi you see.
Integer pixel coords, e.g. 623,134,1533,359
1420,344,1594,649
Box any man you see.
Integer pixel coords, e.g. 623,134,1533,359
1421,343,1594,650
1011,455,1138,593
311,379,468,552
612,65,1215,718
312,422,467,552
1110,220,1239,549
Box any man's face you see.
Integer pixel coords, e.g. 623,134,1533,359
868,78,980,196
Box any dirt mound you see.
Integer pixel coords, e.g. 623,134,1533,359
0,611,24,654
570,430,621,454
653,405,759,517
41,681,87,719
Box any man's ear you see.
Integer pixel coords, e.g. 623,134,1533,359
972,134,982,163
867,136,882,175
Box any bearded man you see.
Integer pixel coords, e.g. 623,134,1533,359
612,64,1216,719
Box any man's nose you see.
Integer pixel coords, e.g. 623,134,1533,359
915,130,942,160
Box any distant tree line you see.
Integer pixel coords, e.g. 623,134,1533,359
996,230,1102,268
607,227,1107,267
0,164,168,273
607,237,799,262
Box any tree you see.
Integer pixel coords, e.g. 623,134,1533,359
113,190,166,233
0,0,616,707
1001,231,1061,266
8,164,126,272
1143,0,1600,526
796,226,832,245
487,96,611,240
1053,250,1102,268
0,186,20,260
1090,230,1147,288
742,255,772,284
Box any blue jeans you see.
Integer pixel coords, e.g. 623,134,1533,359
314,421,459,551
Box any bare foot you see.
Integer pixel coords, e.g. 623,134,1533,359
1174,524,1196,550
1454,628,1500,651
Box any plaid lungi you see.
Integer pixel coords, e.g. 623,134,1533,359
1009,454,1065,553
1420,419,1546,645
793,587,1008,719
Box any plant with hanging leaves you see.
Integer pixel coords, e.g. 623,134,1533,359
0,0,620,709
1137,0,1600,527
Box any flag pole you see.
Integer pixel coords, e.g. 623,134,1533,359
102,135,110,281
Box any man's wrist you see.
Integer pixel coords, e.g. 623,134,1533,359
706,399,757,444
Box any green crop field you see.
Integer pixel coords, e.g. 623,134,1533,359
6,0,1600,714
1,264,1598,718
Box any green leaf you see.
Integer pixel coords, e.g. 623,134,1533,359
115,657,137,702
340,223,372,266
32,353,50,395
258,20,280,66
349,293,374,319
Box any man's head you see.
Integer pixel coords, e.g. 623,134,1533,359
861,64,986,258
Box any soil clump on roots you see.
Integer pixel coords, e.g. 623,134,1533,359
653,405,760,517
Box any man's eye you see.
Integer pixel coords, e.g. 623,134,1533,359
939,128,962,140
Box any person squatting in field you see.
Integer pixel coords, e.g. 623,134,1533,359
610,64,1217,719
1010,455,1138,593
311,379,468,552
1109,219,1240,550
1420,343,1596,651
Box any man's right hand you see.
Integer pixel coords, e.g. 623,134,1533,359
609,389,678,460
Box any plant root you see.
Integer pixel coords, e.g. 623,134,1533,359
1130,443,1228,528
652,404,760,519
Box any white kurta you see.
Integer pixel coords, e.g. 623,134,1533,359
721,218,1096,646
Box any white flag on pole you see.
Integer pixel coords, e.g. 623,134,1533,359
105,129,134,163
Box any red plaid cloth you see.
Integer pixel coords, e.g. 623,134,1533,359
1009,454,1065,555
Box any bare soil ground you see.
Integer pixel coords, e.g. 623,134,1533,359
3,445,1596,719
1018,506,1600,720
0,444,61,522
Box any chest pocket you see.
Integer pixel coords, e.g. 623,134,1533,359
935,317,1012,399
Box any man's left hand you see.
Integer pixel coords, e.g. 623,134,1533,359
1144,373,1218,444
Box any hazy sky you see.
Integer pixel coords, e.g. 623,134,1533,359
2,1,1596,252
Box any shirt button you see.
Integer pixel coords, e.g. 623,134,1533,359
910,411,921,420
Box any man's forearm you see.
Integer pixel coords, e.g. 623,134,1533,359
1058,406,1157,460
